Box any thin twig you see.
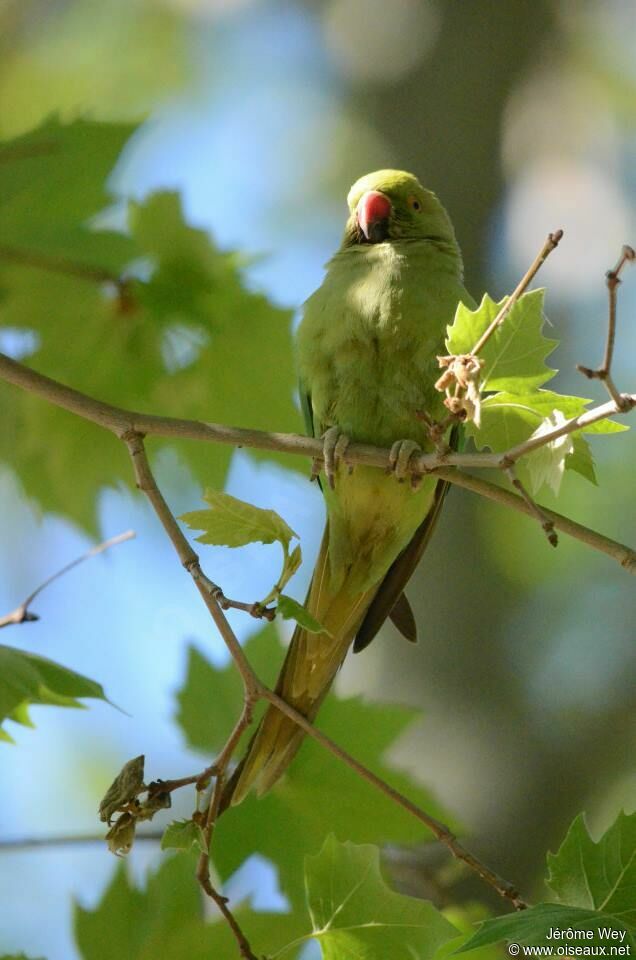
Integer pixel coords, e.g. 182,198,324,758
433,468,636,573
146,770,214,801
197,870,259,960
0,352,633,573
124,432,264,957
577,245,635,409
498,396,635,465
257,683,527,909
0,832,164,850
0,530,135,629
0,242,121,287
202,696,258,854
503,466,557,547
198,575,277,622
471,229,563,356
122,432,262,697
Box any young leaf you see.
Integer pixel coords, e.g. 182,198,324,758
464,389,625,489
161,820,205,855
446,291,557,393
525,411,574,496
458,902,634,952
277,594,330,635
0,644,109,740
305,835,457,959
180,489,297,550
277,543,303,593
98,755,145,824
470,390,626,452
547,811,636,926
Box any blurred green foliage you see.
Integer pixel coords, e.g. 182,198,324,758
0,119,300,532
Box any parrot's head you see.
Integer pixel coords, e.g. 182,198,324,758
344,169,457,248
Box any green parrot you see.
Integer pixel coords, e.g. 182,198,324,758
223,169,474,807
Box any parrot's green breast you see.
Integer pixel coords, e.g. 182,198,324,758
297,237,472,593
298,239,468,448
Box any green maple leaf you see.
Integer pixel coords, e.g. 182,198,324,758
459,811,636,953
472,391,626,451
446,292,627,492
547,811,636,925
458,903,634,953
446,290,557,393
303,835,457,959
127,191,301,493
161,820,205,855
0,644,109,742
180,488,297,549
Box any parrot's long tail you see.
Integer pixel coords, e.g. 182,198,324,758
220,527,377,809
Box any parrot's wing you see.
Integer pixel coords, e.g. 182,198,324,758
299,381,316,437
300,382,326,495
387,590,417,642
353,476,451,652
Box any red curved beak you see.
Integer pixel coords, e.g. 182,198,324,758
356,190,391,243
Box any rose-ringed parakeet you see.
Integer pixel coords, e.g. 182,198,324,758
223,169,474,806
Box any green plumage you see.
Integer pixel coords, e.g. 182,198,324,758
222,170,474,807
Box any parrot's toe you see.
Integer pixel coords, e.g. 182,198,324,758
321,426,351,488
387,439,422,485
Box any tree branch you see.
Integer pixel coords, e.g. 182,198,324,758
0,832,164,850
0,351,634,572
0,530,135,629
577,244,635,410
433,468,636,572
503,465,558,547
0,242,120,286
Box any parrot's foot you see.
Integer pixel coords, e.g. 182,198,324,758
387,439,423,489
313,426,351,489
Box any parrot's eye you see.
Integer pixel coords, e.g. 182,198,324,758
408,196,422,212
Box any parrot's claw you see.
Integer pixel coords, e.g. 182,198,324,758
320,426,351,489
387,439,423,488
